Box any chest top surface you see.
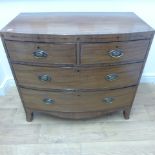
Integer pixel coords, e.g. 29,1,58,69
1,12,154,35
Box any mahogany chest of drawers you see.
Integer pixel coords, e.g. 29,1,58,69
0,12,154,122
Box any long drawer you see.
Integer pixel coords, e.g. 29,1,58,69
21,86,137,112
13,62,142,90
5,41,76,64
81,40,149,64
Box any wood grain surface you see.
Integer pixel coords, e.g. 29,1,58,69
81,40,149,64
1,12,153,35
1,12,154,42
20,86,136,112
0,12,154,121
13,63,142,90
5,41,76,64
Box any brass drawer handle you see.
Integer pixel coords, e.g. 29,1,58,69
33,49,48,58
103,97,114,104
105,73,118,81
109,49,123,58
43,98,55,104
38,74,51,82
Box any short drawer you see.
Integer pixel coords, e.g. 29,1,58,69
5,41,76,64
21,86,137,112
13,62,142,89
81,40,149,64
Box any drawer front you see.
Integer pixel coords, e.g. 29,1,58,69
81,40,149,64
20,86,137,112
5,41,76,64
13,63,142,89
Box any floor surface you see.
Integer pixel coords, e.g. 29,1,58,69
0,83,155,155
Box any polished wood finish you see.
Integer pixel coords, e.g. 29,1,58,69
2,32,153,43
13,63,142,90
25,108,33,122
1,13,153,42
21,86,136,112
0,12,154,121
5,41,76,64
1,12,153,37
123,107,131,120
81,40,149,64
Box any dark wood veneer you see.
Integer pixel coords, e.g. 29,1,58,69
13,63,143,90
5,40,76,64
0,12,154,121
20,86,137,113
81,40,149,64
